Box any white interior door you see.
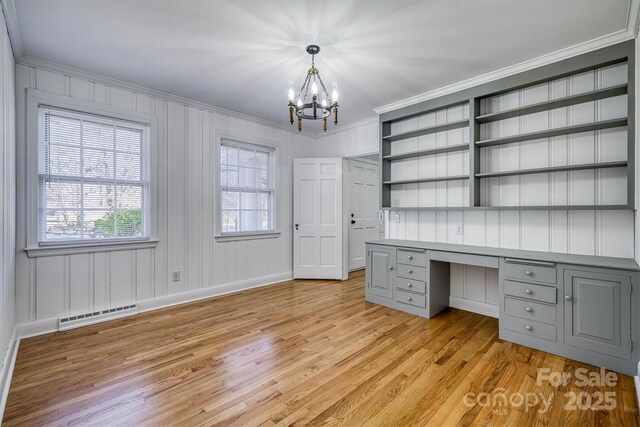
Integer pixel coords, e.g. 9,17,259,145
348,159,380,271
293,158,345,279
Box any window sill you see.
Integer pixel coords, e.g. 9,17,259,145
215,231,281,242
25,239,159,258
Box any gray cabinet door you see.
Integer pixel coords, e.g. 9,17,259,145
366,245,395,299
563,269,631,359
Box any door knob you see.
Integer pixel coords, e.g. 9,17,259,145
525,325,532,331
408,255,413,260
407,297,412,302
351,220,356,224
388,266,393,270
564,295,572,301
407,283,413,288
525,270,533,276
295,224,299,230
525,306,533,312
408,269,413,274
524,289,532,295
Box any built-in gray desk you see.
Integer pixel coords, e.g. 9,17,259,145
365,239,640,376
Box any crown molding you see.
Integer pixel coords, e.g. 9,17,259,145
628,0,640,36
375,0,640,115
17,55,317,138
0,0,22,58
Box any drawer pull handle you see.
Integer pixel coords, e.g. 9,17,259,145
525,325,532,331
407,297,412,302
525,306,533,312
408,269,413,273
407,283,413,288
389,266,393,270
524,289,533,295
525,270,533,276
408,255,413,260
564,295,572,301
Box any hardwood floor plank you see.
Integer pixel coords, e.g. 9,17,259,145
3,271,638,426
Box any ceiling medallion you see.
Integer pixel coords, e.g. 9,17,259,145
288,45,339,132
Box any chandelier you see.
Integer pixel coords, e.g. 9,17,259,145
288,45,339,132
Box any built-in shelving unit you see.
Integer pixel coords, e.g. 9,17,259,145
382,143,469,161
475,161,627,179
383,175,469,185
382,118,469,142
379,40,635,211
475,118,628,148
475,84,628,123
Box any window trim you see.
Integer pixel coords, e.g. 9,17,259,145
26,88,157,253
214,130,280,241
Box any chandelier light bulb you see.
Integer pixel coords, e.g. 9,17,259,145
311,81,318,96
288,87,295,102
331,82,339,102
296,98,303,108
321,94,328,108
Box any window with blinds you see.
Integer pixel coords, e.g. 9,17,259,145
220,139,275,234
38,108,149,243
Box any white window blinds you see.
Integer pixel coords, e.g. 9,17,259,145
220,139,275,234
38,108,149,243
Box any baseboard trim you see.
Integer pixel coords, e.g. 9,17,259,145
0,328,19,419
137,272,293,314
15,318,58,339
13,272,295,340
449,296,499,318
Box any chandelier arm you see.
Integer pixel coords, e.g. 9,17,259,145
298,73,310,100
303,77,311,101
316,74,330,98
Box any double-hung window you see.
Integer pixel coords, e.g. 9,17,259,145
220,139,275,235
38,107,150,243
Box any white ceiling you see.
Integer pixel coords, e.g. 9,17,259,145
9,0,635,134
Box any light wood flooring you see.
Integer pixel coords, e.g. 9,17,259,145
3,271,639,426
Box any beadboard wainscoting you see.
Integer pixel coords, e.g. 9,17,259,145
14,62,316,328
0,10,16,413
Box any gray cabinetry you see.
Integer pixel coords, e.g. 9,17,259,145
500,261,637,375
563,269,631,360
365,239,639,376
365,244,395,300
365,244,449,318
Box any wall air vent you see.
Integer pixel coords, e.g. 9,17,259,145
58,304,138,331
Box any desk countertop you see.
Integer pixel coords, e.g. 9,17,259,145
366,239,640,272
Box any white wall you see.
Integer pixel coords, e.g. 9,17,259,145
315,118,378,158
0,10,16,396
14,62,315,326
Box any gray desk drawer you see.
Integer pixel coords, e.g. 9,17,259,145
397,249,427,267
395,289,427,308
503,261,556,284
503,314,557,342
396,277,426,294
504,297,557,324
396,263,427,281
504,280,557,304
